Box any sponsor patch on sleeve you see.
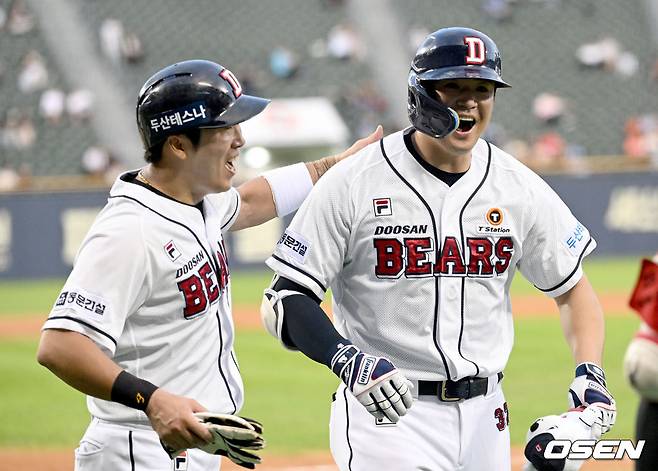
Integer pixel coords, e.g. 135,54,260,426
562,223,588,256
53,287,109,317
276,229,311,264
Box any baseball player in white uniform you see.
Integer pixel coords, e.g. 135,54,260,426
36,60,381,471
261,28,616,470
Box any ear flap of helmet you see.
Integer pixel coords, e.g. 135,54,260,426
407,72,459,139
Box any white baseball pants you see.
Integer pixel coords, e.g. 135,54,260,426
330,380,511,470
74,417,222,471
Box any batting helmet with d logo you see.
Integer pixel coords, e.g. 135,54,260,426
408,27,510,138
136,60,270,150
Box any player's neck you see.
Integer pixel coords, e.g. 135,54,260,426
140,165,201,205
412,132,472,173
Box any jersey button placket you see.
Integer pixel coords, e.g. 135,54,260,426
437,202,462,379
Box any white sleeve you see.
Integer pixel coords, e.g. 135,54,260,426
42,210,149,355
518,177,596,298
206,187,241,233
265,165,352,300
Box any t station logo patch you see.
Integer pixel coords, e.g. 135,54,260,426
373,198,392,217
477,208,511,234
486,208,503,226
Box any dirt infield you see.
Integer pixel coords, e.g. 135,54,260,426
0,447,633,470
0,292,633,339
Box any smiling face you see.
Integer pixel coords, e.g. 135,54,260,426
183,125,245,198
430,78,496,158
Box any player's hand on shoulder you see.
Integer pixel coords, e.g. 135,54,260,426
334,125,383,164
145,389,212,457
567,362,616,433
330,343,413,423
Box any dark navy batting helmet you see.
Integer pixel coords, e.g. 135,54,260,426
136,60,270,149
408,27,510,138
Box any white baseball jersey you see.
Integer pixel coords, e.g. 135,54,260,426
267,128,596,382
43,171,243,424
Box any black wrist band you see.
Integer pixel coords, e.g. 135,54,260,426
111,370,158,411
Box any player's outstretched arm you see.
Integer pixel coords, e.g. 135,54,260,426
37,329,123,399
555,274,604,365
231,125,383,231
554,275,616,433
261,275,413,423
305,124,384,183
37,329,212,452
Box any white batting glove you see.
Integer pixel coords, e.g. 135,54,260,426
161,413,265,469
567,362,616,433
523,405,605,471
330,344,413,423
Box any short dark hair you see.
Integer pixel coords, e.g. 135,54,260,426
144,128,202,163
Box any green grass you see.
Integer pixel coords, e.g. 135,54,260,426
236,333,338,453
241,314,641,449
0,316,642,451
505,316,640,444
0,279,64,317
509,256,642,295
0,339,91,447
0,256,645,452
581,256,643,293
229,270,280,306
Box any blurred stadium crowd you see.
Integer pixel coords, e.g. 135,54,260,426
0,0,657,191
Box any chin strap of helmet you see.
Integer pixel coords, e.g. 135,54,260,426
407,72,459,139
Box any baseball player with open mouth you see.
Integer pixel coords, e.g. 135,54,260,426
37,59,381,470
262,27,616,470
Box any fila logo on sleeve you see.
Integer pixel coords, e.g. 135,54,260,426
174,451,188,470
373,198,392,216
164,240,182,261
